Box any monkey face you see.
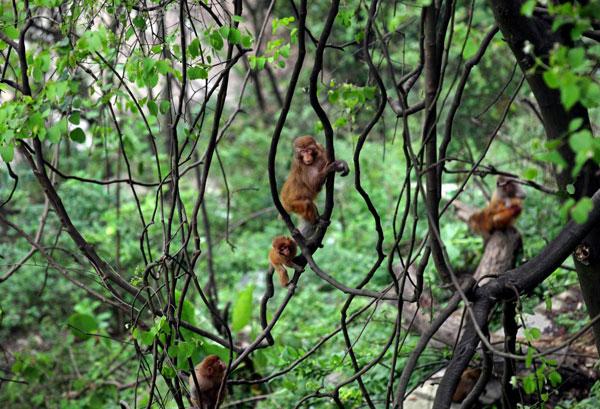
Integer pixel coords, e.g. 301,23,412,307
297,147,317,165
278,244,291,257
497,176,526,199
201,355,226,378
293,136,319,165
272,236,297,258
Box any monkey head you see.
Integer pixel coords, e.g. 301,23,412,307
294,136,320,165
496,176,526,199
272,236,297,258
198,355,226,380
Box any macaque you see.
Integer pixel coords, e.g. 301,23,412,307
280,136,349,224
268,236,300,287
452,367,482,403
189,355,227,409
468,176,526,237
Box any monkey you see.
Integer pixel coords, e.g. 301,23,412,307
451,367,482,403
268,236,300,287
468,176,526,238
189,355,227,409
280,136,349,225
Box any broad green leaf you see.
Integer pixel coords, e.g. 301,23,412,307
228,28,241,45
69,127,86,143
174,290,196,324
567,47,585,68
156,60,171,75
560,83,580,110
188,66,208,80
571,197,593,224
147,100,158,116
520,0,536,16
568,118,583,132
523,167,538,180
210,31,224,51
231,284,254,331
0,144,14,162
4,26,19,40
188,38,201,58
548,370,562,387
67,313,98,339
160,100,171,114
241,35,253,48
161,365,176,379
569,130,593,152
542,69,560,89
69,111,80,125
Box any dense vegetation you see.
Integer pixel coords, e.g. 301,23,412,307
0,0,599,408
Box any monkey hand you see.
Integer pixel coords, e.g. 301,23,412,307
334,160,349,176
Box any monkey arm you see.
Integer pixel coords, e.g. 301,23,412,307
491,205,522,229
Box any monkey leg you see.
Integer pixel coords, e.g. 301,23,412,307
275,266,290,287
286,198,319,224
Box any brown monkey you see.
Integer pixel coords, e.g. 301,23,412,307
189,355,227,409
280,136,349,224
268,236,300,287
452,367,482,402
468,176,526,237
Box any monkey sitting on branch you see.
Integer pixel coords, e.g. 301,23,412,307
280,136,349,237
468,176,526,238
268,236,301,287
188,355,227,409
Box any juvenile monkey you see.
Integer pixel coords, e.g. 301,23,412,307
468,176,526,237
451,367,482,403
280,136,349,224
189,355,227,409
268,236,300,287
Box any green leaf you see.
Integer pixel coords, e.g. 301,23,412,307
174,290,196,324
188,66,208,80
160,100,171,114
188,38,201,58
568,118,583,132
0,144,14,162
228,28,241,45
210,31,224,51
571,197,593,224
560,83,580,110
133,16,146,29
548,370,562,387
520,0,536,16
567,47,585,68
147,100,158,116
69,127,86,143
569,130,593,152
219,26,230,39
542,69,560,89
241,35,253,48
523,167,538,180
4,26,19,40
132,328,155,346
67,313,98,339
231,285,254,331
48,118,67,143
161,365,176,379
156,60,171,75
69,111,80,125
525,348,534,368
